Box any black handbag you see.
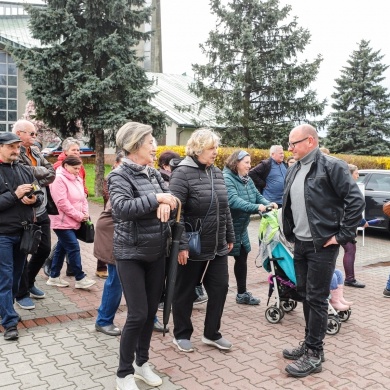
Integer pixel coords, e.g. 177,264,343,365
46,186,59,215
75,219,95,243
20,223,42,254
185,171,214,257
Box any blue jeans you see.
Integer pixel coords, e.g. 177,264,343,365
0,235,27,328
96,264,122,327
50,229,85,281
294,239,339,351
330,269,344,290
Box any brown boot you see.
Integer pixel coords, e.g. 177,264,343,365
330,287,350,311
338,284,353,306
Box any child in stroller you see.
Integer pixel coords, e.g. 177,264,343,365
258,209,352,334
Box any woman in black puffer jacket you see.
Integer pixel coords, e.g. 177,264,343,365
169,128,235,353
108,122,177,390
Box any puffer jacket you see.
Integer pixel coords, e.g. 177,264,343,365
0,161,43,235
223,167,271,256
108,160,172,262
169,156,235,261
53,152,88,195
282,148,365,250
49,166,88,230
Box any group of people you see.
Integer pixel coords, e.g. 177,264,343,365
0,120,101,341
0,118,374,388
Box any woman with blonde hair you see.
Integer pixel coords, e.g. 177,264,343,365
169,128,235,353
108,122,177,390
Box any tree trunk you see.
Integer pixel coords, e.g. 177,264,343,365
94,129,105,197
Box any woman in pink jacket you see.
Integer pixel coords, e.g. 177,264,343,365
46,156,95,289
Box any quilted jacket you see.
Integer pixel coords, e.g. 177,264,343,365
169,156,235,261
107,160,172,262
223,167,271,256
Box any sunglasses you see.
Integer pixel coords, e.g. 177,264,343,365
19,130,37,137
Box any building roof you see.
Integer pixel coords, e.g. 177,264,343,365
147,72,221,128
0,2,44,48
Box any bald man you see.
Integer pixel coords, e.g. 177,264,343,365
281,124,365,378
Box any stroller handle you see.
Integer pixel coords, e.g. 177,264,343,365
258,205,274,217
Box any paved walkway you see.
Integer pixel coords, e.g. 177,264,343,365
1,201,390,389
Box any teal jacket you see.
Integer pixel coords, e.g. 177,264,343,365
223,167,271,256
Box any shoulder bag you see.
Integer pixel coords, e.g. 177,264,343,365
185,170,214,257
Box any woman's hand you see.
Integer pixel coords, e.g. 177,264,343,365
271,203,278,209
157,204,171,222
178,250,189,265
82,213,89,222
227,242,234,252
156,193,177,210
258,204,267,212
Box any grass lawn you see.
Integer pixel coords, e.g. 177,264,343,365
84,164,112,204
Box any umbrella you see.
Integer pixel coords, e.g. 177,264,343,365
163,198,184,336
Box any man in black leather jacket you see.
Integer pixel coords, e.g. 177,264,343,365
281,124,365,378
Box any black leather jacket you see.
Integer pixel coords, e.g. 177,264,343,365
282,149,365,250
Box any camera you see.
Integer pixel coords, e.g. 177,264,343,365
26,180,43,198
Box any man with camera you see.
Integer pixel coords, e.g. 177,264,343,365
13,120,55,310
0,132,42,340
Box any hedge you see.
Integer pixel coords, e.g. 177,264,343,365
155,146,390,170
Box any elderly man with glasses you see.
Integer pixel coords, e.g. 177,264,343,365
13,120,55,311
281,124,365,378
249,144,287,208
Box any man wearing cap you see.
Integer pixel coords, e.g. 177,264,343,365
0,132,42,340
13,120,55,310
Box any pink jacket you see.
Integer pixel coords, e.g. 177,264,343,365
49,166,88,230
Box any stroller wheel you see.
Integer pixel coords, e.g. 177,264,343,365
265,306,284,324
281,300,296,313
338,308,351,322
326,315,341,335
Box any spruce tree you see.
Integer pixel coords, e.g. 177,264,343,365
8,0,166,195
326,40,390,155
190,0,326,148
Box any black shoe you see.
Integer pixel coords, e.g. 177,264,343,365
285,348,322,377
4,326,19,341
344,279,365,288
283,341,325,362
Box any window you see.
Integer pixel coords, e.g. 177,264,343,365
366,173,390,192
0,51,17,132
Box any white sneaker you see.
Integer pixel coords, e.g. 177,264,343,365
75,276,96,289
133,362,162,387
116,374,139,390
46,277,69,287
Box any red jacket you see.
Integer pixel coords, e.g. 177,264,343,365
53,152,88,195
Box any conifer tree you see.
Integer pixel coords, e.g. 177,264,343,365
326,40,390,155
190,0,326,147
8,0,166,195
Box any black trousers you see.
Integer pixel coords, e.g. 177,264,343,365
233,246,248,294
16,213,51,299
172,254,229,341
116,257,165,378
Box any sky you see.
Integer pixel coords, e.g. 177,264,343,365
160,0,390,118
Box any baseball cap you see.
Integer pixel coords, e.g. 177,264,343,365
0,132,22,145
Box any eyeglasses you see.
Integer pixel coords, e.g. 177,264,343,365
19,130,37,137
288,137,308,149
237,150,250,161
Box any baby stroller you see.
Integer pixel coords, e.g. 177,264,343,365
257,209,350,335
